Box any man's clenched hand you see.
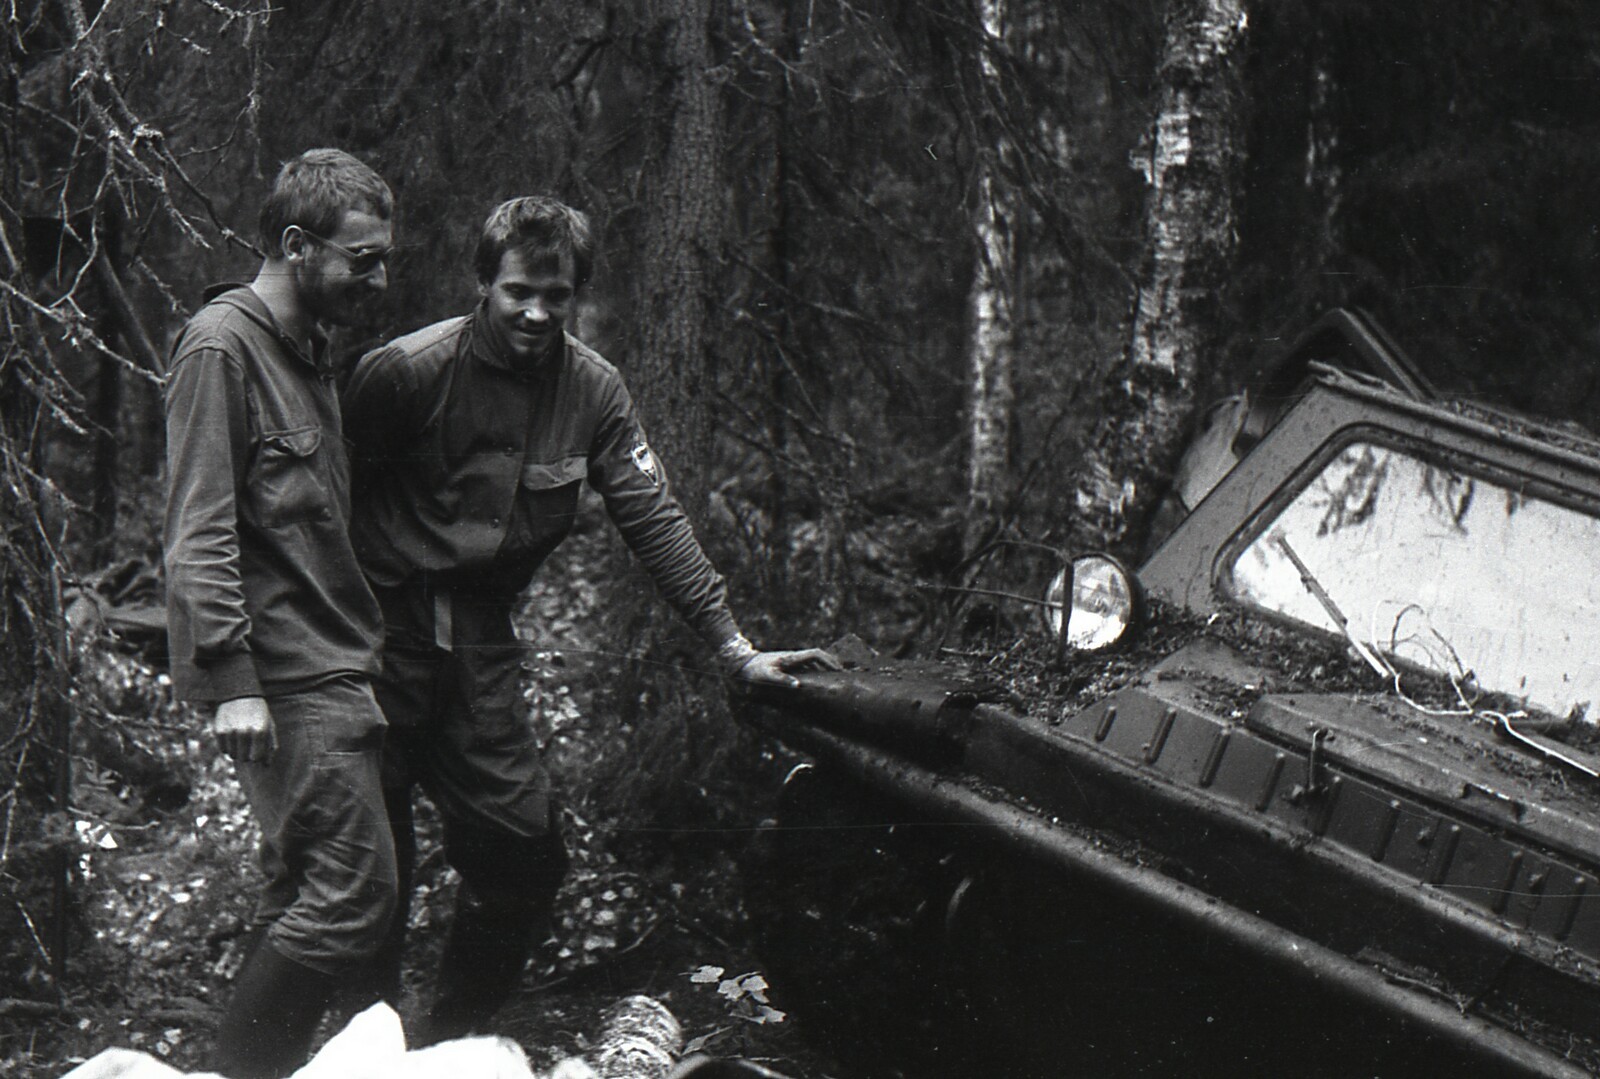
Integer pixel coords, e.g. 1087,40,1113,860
211,695,276,763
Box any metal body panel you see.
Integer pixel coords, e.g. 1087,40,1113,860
972,685,1600,997
751,366,1600,1073
765,716,1592,1079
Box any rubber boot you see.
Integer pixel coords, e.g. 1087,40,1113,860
210,938,339,1079
410,886,548,1046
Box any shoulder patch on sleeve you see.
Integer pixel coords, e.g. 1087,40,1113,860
629,440,661,486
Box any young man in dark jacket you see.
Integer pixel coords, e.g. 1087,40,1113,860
342,196,837,1043
163,148,399,1078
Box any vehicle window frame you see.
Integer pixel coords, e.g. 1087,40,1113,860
1209,423,1600,700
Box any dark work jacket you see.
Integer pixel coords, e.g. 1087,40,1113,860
162,285,383,702
342,310,740,648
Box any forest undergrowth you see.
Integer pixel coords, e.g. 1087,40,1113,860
0,508,856,1079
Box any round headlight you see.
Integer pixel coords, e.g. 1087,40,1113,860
1044,554,1138,651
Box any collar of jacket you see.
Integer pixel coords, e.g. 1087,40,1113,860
468,303,567,383
202,282,332,377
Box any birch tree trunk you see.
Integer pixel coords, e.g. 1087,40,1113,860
1072,0,1248,557
964,0,1018,555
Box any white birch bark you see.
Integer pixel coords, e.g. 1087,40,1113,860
965,0,1018,551
1073,0,1248,555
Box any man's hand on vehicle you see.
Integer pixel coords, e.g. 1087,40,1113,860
211,695,276,763
717,633,843,688
735,648,843,687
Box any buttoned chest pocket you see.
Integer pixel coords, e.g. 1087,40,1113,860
519,455,586,538
251,427,333,527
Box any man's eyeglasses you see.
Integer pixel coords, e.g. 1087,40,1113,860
294,228,394,275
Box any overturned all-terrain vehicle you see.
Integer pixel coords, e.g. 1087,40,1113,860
743,311,1600,1078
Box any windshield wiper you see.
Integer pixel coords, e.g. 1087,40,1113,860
1272,531,1393,679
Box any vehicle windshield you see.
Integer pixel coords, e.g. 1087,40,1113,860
1224,440,1600,720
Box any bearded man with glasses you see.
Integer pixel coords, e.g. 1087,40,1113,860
162,147,398,1078
297,229,394,277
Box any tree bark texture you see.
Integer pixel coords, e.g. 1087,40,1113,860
1072,0,1247,557
965,0,1018,554
1305,27,1341,259
608,0,731,752
630,0,724,516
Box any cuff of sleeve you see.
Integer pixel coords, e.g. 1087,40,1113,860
715,633,759,677
698,608,742,650
196,652,263,702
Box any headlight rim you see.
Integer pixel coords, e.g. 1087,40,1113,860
1043,552,1141,653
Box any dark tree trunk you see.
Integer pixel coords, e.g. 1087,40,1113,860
760,0,798,601
630,0,724,515
604,0,739,823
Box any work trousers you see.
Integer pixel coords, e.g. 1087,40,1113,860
232,673,398,975
364,580,569,1010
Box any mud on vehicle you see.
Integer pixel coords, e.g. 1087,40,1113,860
742,312,1600,1078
